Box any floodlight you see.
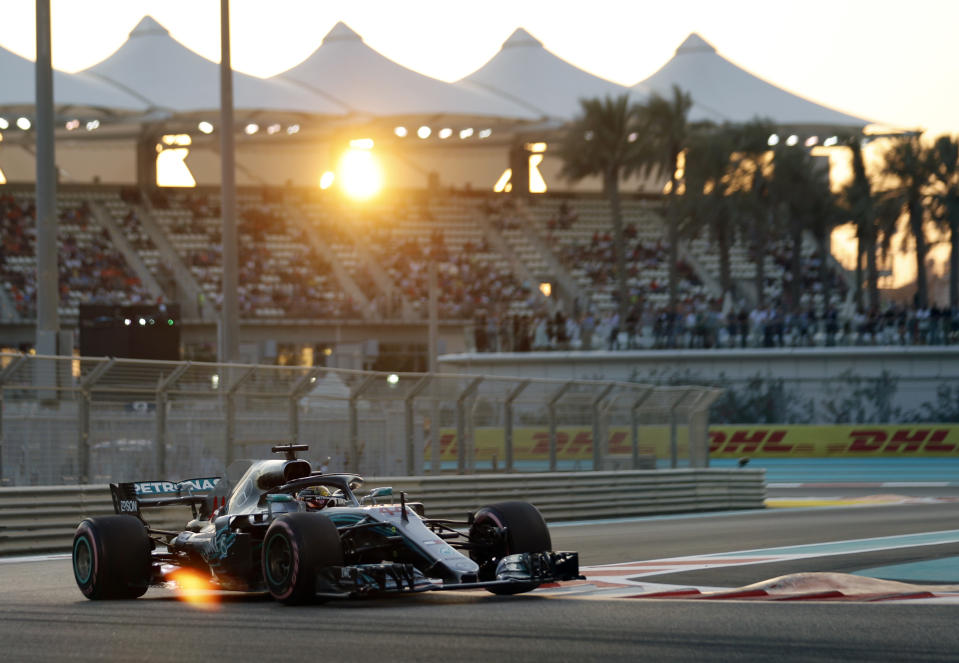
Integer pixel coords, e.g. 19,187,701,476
394,126,408,138
244,123,259,135
459,128,473,139
16,117,31,130
438,128,453,139
198,121,214,134
417,126,431,139
767,134,780,146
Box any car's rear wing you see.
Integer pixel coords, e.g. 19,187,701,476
110,477,224,523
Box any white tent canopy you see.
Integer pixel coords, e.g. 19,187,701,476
462,28,638,122
275,22,539,122
635,33,871,130
82,16,346,117
0,43,146,117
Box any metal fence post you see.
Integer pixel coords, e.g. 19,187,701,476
224,365,256,468
630,388,653,470
669,390,693,469
404,376,431,476
155,362,190,477
591,384,616,471
0,355,26,485
348,374,377,474
547,382,573,472
78,358,115,484
688,388,723,468
504,380,529,473
456,377,483,475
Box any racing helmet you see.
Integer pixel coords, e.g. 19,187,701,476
297,486,332,510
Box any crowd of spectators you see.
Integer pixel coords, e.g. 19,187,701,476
0,193,151,318
473,300,959,353
368,229,536,319
156,193,362,319
2,186,948,349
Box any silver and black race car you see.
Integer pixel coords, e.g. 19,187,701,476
72,444,582,604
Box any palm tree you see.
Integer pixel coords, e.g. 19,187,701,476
927,135,959,308
645,86,694,310
840,136,881,311
725,119,779,308
681,123,739,299
882,134,934,308
770,143,837,312
558,94,654,322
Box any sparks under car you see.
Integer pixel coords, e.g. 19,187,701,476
72,444,582,603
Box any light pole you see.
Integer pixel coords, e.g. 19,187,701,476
218,0,239,362
428,256,440,475
35,0,59,359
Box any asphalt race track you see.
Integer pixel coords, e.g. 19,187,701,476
3,499,959,662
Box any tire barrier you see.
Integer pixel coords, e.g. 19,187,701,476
0,469,765,557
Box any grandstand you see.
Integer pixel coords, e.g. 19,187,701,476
0,175,870,362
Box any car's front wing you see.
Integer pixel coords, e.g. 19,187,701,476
314,551,583,598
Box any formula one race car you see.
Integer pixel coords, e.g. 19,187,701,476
72,444,582,603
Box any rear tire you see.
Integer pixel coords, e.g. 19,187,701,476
469,501,551,595
262,513,343,604
73,515,151,600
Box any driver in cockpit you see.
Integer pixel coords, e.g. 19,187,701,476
297,486,333,510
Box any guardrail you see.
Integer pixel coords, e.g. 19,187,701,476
0,469,765,557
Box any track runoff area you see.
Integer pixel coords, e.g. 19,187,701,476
549,458,959,603
6,458,959,605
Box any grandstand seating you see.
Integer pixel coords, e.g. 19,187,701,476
0,186,854,340
0,190,151,319
521,196,708,313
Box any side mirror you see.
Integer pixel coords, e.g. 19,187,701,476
363,486,393,505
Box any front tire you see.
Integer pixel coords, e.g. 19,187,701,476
262,513,343,604
469,501,551,595
73,515,152,600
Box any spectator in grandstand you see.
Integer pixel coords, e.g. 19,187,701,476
528,315,546,350
605,311,620,351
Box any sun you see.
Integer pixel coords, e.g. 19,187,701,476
338,148,383,200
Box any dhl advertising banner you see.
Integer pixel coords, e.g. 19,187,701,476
428,427,669,462
428,425,959,460
709,425,959,457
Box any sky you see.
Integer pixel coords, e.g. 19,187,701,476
0,0,958,138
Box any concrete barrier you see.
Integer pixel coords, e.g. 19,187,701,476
0,469,765,557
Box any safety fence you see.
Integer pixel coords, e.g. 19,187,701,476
0,354,722,486
0,469,766,556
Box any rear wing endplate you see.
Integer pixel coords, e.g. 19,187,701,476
110,476,223,522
